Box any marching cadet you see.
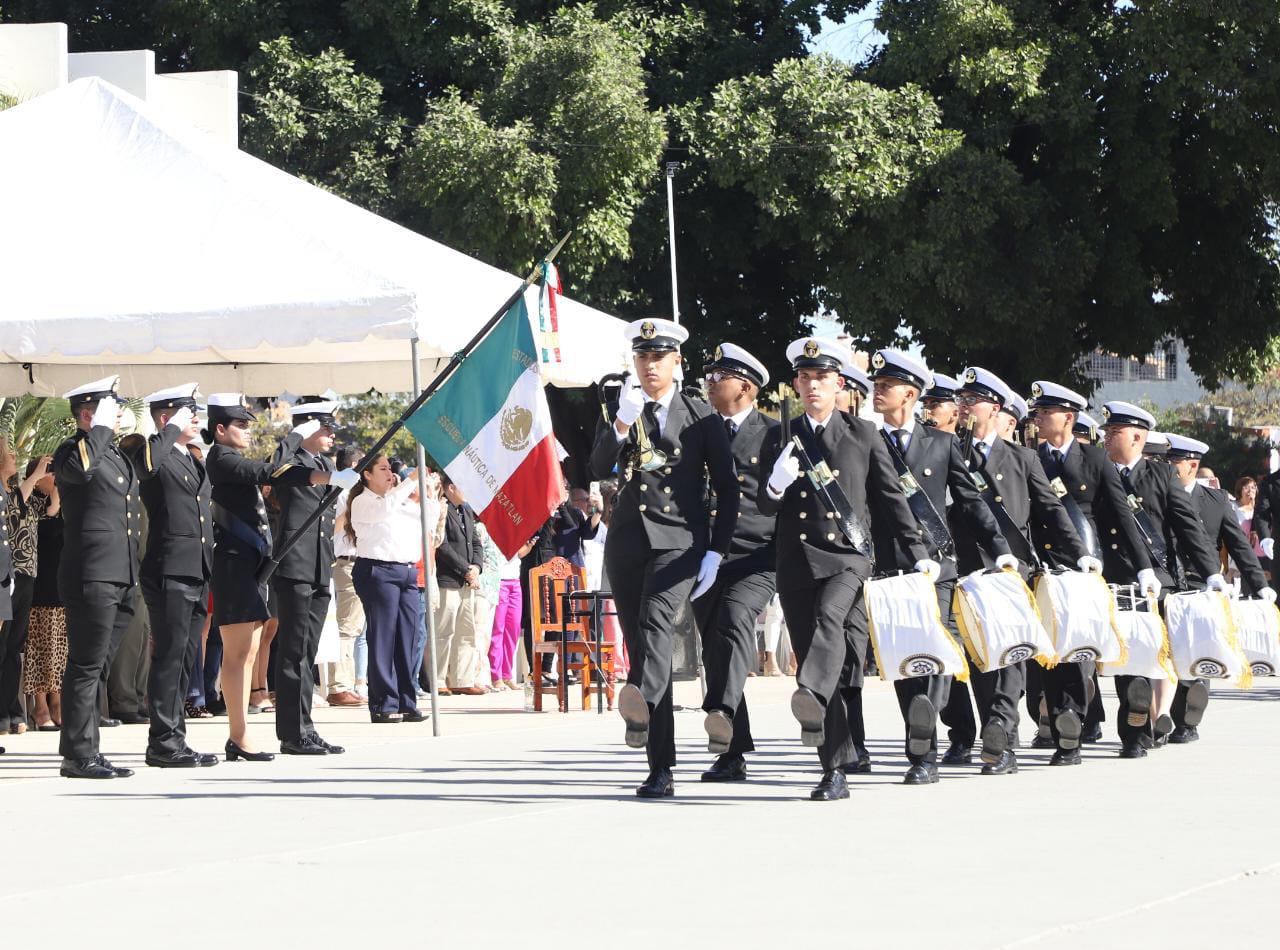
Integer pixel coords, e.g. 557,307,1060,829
590,319,740,798
1027,381,1149,763
1073,411,1102,445
272,399,360,756
998,393,1029,442
1165,434,1274,743
696,343,778,784
54,376,140,779
1252,458,1280,586
836,360,870,417
1099,402,1226,757
948,368,1090,775
133,384,218,768
868,350,1014,785
921,372,961,433
758,337,934,801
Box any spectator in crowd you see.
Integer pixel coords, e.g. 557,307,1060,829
107,433,152,726
325,445,366,707
348,453,426,722
489,536,534,691
553,484,601,567
1234,476,1266,580
473,521,503,691
0,449,54,735
25,478,65,731
434,475,485,695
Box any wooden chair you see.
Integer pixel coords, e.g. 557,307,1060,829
528,557,616,712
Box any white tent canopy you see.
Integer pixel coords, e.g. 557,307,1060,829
0,78,631,397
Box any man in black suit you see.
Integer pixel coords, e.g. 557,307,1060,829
694,342,778,784
271,399,359,755
53,375,140,779
135,384,219,768
1100,402,1226,757
1165,433,1274,743
948,367,1090,775
590,318,740,799
1249,466,1280,590
869,349,1015,784
434,477,485,694
758,337,935,801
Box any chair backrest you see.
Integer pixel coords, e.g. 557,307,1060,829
528,557,590,644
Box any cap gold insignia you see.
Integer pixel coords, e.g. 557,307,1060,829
803,340,820,359
1102,406,1112,420
714,345,723,361
1031,382,1043,397
871,353,886,369
964,368,977,383
640,321,656,340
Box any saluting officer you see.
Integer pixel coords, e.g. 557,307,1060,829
948,367,1091,775
1165,434,1275,743
133,384,218,768
589,319,740,799
1099,402,1226,758
758,337,934,801
921,373,961,433
868,350,1014,785
54,376,140,779
695,343,779,784
271,399,356,756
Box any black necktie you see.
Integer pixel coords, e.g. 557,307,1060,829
814,424,825,441
1120,466,1135,495
725,417,738,439
976,440,989,463
643,401,660,437
893,429,909,456
1044,446,1063,477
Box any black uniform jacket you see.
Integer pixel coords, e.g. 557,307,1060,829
716,408,779,575
758,411,928,590
206,433,312,560
269,437,335,586
872,422,1008,583
1190,484,1267,595
438,502,483,590
1252,469,1280,543
1104,458,1218,588
134,424,213,582
54,424,141,588
590,390,740,556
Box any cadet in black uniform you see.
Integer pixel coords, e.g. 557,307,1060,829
590,319,740,799
695,342,778,784
53,376,140,779
133,384,218,768
868,350,1014,785
835,361,870,417
949,367,1089,775
1099,402,1226,758
759,337,934,801
1252,467,1280,586
1165,434,1274,743
271,399,361,756
921,373,961,434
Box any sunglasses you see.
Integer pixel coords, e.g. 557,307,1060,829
955,393,995,407
705,370,748,384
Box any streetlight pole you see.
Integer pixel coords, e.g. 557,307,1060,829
665,161,681,324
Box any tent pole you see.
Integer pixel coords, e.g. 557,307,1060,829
412,338,442,737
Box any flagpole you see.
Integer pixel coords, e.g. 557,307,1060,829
411,339,441,736
256,232,572,585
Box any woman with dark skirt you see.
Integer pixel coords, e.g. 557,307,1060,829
204,394,357,761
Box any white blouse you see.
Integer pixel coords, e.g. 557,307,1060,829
349,478,422,564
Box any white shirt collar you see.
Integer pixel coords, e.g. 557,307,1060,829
978,429,1000,452
1183,482,1196,494
647,385,677,410
721,406,753,428
174,442,190,456
1042,436,1073,457
1113,457,1141,473
805,408,835,431
881,417,916,437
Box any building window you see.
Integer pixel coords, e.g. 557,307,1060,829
1082,339,1179,383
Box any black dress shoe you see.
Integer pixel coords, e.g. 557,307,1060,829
941,742,973,766
636,769,675,798
847,748,872,774
1081,723,1104,743
61,756,118,779
401,709,429,723
1153,713,1174,744
618,684,649,749
700,754,747,783
981,750,1018,776
113,711,149,725
1125,678,1152,728
311,736,345,754
980,721,1008,765
1049,748,1082,766
903,763,938,785
99,717,122,728
906,695,935,759
703,709,734,755
790,687,825,747
146,749,216,768
95,754,135,777
1030,734,1056,749
281,738,327,755
1119,740,1148,759
182,748,219,766
1168,726,1199,744
1055,709,1082,750
809,769,849,801
225,739,275,762
1183,680,1210,727
370,711,404,724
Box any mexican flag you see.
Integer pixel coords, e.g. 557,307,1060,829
405,294,564,559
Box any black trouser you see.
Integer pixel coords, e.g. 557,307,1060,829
0,572,34,725
107,598,150,717
941,675,977,747
1024,659,1044,723
142,575,208,756
892,579,958,765
60,580,135,760
692,566,775,758
1084,667,1106,728
1114,674,1154,745
1044,659,1091,745
272,576,331,744
779,569,867,770
352,559,421,715
969,660,1024,745
604,534,701,773
1170,679,1207,730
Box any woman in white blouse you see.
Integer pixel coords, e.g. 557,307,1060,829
347,454,426,724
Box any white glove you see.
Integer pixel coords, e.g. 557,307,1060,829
167,406,194,432
91,395,118,429
767,443,800,496
615,380,647,427
995,553,1019,571
1261,538,1275,560
1077,556,1103,575
914,558,941,581
1258,587,1276,605
292,418,323,439
1137,568,1161,599
690,551,723,600
329,468,360,491
1206,573,1229,593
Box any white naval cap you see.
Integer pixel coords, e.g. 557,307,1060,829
785,336,846,372
625,318,688,353
704,341,769,388
1074,411,1101,436
1165,433,1210,460
1029,380,1087,413
1003,392,1028,422
143,382,201,410
1143,430,1170,456
62,374,120,408
290,398,340,424
1101,400,1156,430
840,359,870,396
958,366,1015,407
207,393,256,423
869,348,934,392
923,372,960,401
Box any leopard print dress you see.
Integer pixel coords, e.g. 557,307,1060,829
22,606,67,694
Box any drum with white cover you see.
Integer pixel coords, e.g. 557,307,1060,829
954,568,1053,672
1034,570,1125,665
864,572,969,682
1163,589,1251,688
1098,585,1174,681
1227,597,1280,678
